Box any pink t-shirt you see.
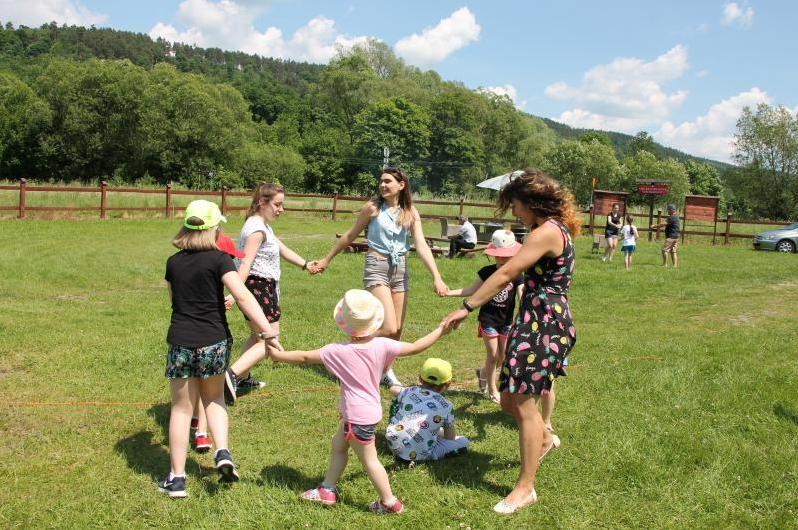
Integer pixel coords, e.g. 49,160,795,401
319,337,402,425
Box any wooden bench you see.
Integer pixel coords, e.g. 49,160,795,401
335,234,447,258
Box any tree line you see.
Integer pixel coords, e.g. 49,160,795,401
0,22,796,219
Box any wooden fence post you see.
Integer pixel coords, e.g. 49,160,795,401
221,186,228,216
18,178,26,219
165,182,172,218
458,196,465,218
724,213,732,245
100,181,108,219
332,192,339,221
588,207,595,237
655,209,662,240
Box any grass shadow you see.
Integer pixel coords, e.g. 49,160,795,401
387,449,508,497
147,402,171,439
774,402,798,427
258,464,317,491
450,392,515,442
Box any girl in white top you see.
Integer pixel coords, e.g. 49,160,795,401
620,214,639,271
224,183,316,402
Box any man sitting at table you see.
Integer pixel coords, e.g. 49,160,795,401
448,215,477,258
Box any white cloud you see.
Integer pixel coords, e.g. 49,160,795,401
480,84,527,110
394,7,480,66
149,0,372,63
0,0,108,27
655,87,770,162
545,45,690,133
721,2,754,28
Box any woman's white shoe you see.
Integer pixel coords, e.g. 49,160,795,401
493,489,537,514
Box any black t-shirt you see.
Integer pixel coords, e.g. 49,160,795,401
165,249,237,347
476,264,524,328
605,213,621,235
665,214,680,239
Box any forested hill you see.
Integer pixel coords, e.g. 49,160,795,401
0,22,730,207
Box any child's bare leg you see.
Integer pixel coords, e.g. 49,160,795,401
322,424,349,488
484,336,503,401
230,321,279,379
193,394,208,434
199,374,229,450
350,438,396,504
168,378,198,476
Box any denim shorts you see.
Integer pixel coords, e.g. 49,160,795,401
363,252,408,292
165,338,232,379
621,245,636,253
478,322,512,338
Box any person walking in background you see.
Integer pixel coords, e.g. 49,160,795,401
602,203,622,262
223,183,317,404
442,169,580,514
620,215,639,271
160,200,281,498
654,204,680,268
448,215,477,258
311,167,448,388
264,289,452,514
444,229,523,403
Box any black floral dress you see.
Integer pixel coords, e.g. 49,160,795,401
500,219,576,396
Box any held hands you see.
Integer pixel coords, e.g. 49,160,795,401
441,308,469,332
306,258,327,275
433,278,449,297
224,294,235,310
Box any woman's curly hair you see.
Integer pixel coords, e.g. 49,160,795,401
496,168,582,237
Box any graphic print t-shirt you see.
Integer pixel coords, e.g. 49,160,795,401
386,386,454,461
476,264,523,328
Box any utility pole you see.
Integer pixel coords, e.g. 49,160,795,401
382,147,390,169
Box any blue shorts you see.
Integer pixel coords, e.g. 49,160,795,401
621,245,636,253
478,322,512,338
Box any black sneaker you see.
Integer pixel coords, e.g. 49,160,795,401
224,369,237,405
214,449,240,483
158,475,187,498
235,375,266,396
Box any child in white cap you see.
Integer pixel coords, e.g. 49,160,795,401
445,230,524,403
385,358,469,463
160,200,280,498
265,289,451,514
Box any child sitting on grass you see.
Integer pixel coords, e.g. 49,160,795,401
445,230,523,403
385,358,469,463
263,289,451,514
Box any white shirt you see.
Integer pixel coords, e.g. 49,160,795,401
621,224,638,247
238,216,280,281
386,386,455,461
459,221,478,244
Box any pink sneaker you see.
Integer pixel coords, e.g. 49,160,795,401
369,498,404,514
194,434,212,453
301,485,337,506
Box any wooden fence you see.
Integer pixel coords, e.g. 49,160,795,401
1,179,787,244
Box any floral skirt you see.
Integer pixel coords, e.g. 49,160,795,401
165,338,232,379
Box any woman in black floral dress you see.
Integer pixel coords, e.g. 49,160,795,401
442,169,581,514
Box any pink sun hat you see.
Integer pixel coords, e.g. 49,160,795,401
485,229,521,257
333,289,385,337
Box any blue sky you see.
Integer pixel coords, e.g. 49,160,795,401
3,0,796,162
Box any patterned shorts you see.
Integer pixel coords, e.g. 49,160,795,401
243,275,281,322
165,338,232,379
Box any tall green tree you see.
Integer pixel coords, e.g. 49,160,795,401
542,139,621,206
622,151,689,207
426,91,483,193
0,72,50,178
732,103,798,218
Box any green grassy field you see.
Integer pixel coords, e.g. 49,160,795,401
1,215,797,528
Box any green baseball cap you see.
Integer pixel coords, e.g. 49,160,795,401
183,200,227,230
421,358,452,385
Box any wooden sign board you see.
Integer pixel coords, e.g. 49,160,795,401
684,195,719,222
637,179,671,196
591,190,628,216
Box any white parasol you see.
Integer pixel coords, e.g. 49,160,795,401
476,170,523,191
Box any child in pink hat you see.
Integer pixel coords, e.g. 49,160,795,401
445,230,523,403
263,289,451,514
